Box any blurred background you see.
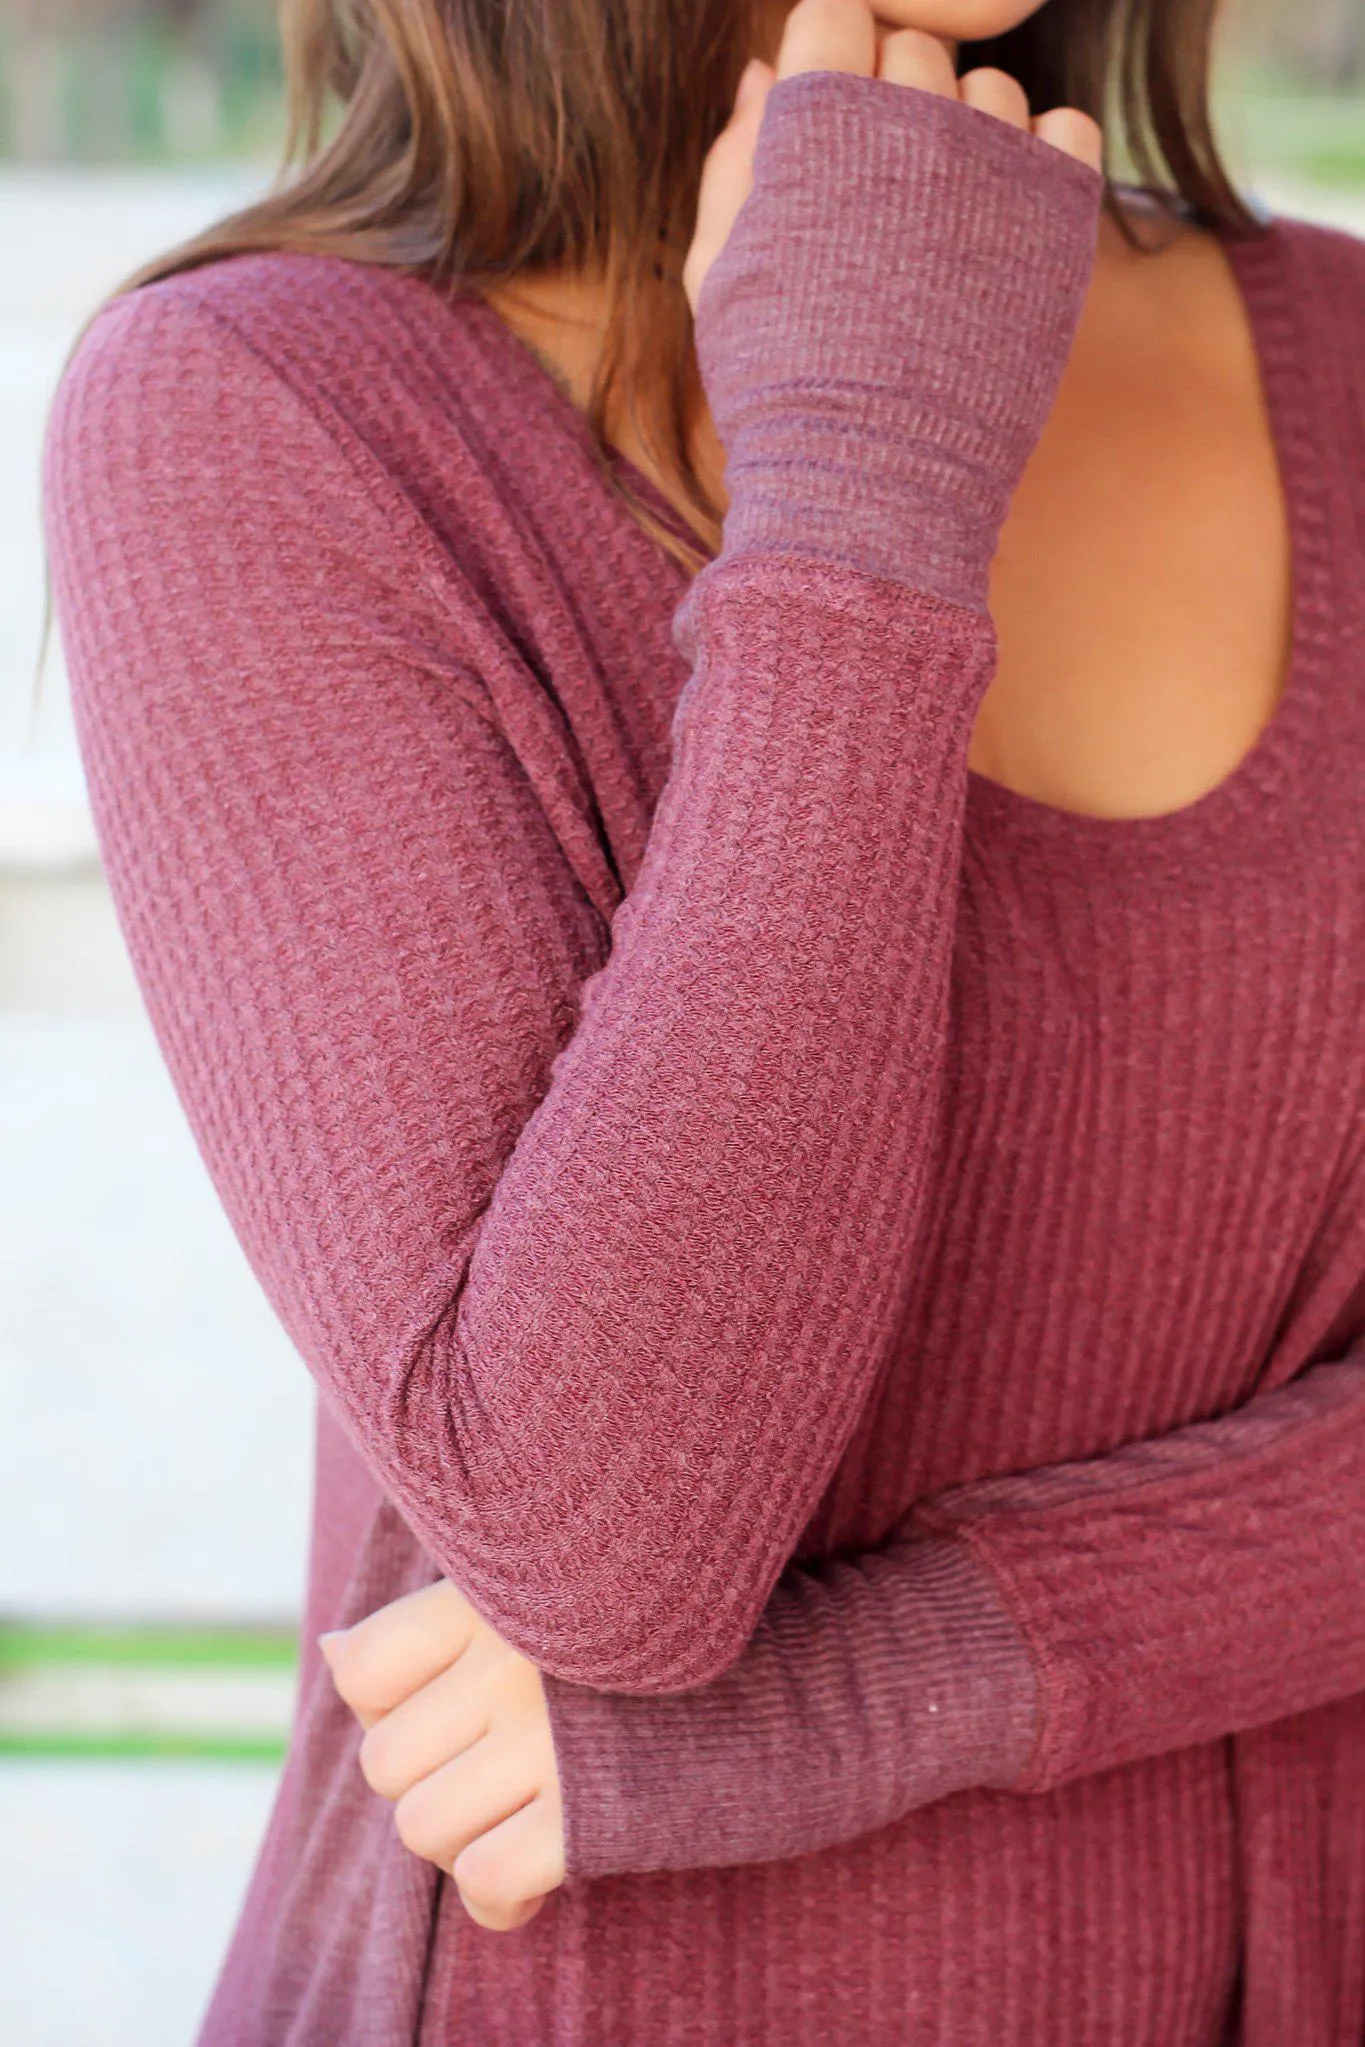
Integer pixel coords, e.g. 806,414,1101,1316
1,2,1363,2042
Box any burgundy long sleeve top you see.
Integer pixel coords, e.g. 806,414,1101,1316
42,71,1365,2047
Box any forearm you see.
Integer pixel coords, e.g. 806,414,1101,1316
52,338,994,1688
916,1340,1365,1793
544,1528,1037,1877
543,1340,1365,1875
45,73,1099,1692
440,559,991,1689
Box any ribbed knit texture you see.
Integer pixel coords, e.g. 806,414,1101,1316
690,71,1101,611
41,71,1365,2047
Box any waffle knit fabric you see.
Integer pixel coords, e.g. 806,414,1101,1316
42,69,1365,2047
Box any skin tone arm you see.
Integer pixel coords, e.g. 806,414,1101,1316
319,0,1101,1934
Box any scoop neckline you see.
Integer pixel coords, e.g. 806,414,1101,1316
957,213,1338,866
462,210,1338,870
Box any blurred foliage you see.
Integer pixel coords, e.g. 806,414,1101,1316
0,0,1362,178
1223,83,1365,187
0,2,286,163
1219,0,1364,184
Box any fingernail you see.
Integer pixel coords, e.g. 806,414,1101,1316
316,1630,346,1662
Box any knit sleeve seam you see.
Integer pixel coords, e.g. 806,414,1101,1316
683,546,998,639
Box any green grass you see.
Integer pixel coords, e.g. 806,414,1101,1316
0,1620,298,1672
0,1730,287,1762
0,1620,298,1763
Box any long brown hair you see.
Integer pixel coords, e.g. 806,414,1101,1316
109,0,1262,576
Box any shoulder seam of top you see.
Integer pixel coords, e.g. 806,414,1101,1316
96,277,523,737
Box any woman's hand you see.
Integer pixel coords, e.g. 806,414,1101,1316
684,0,1102,315
318,1579,566,1932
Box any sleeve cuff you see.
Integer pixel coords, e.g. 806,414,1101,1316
542,1530,1039,1880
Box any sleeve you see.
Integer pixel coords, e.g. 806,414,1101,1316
41,72,1100,1692
542,1337,1365,1875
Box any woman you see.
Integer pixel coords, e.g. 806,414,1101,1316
41,0,1365,2037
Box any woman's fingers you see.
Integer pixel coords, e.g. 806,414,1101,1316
951,62,1105,173
1033,105,1106,173
356,1622,549,1803
319,1576,569,1932
682,0,1102,317
776,0,878,81
683,57,775,311
356,1655,488,1801
391,1724,562,1880
453,1797,567,1932
958,66,1031,130
391,1731,519,1871
957,68,1102,172
877,28,957,96
319,1577,480,1722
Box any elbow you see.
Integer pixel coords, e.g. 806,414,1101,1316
475,1552,766,1696
388,1329,779,1691
519,1612,756,1697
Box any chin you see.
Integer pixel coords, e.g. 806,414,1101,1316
869,0,1049,38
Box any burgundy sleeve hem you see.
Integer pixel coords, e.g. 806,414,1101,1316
543,1530,1039,1880
695,70,1101,611
906,1348,1365,1795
